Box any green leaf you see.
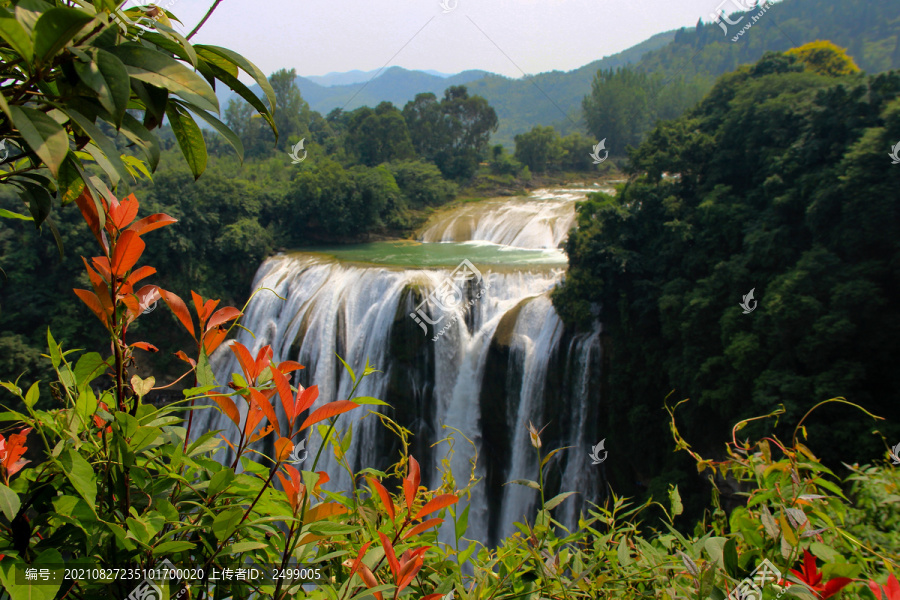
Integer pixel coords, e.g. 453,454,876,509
178,103,245,160
74,49,131,127
195,350,216,388
221,541,268,554
540,446,567,469
306,521,358,536
33,7,93,63
336,354,355,384
120,112,161,170
0,483,21,521
616,537,632,566
74,387,98,425
723,538,739,578
455,503,469,541
24,382,38,409
195,45,275,112
669,484,683,517
352,396,389,406
0,8,34,64
212,506,244,542
506,479,540,490
107,43,219,113
73,352,108,388
9,105,69,178
207,468,234,496
19,182,53,228
544,491,576,511
0,208,33,221
56,155,86,205
152,540,196,556
165,101,207,179
64,108,130,182
58,448,96,509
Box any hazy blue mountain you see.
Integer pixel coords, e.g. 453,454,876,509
305,69,383,87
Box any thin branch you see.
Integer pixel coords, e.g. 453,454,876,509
186,0,224,40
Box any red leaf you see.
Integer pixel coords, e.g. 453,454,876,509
298,400,357,431
110,230,145,277
403,518,443,539
378,532,400,581
274,437,294,462
254,346,273,378
404,456,421,510
313,470,330,496
123,265,156,290
423,595,445,600
130,342,158,353
127,212,177,236
396,556,424,595
244,395,266,438
357,564,383,600
207,306,241,331
250,389,280,436
367,476,395,521
191,291,206,327
229,342,256,383
74,289,109,325
277,360,305,374
160,290,195,340
213,394,241,429
174,350,196,368
91,256,112,281
202,327,228,356
111,193,139,230
271,368,296,423
348,540,373,579
74,188,105,246
414,494,458,521
295,385,318,416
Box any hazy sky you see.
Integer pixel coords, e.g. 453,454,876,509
162,0,734,79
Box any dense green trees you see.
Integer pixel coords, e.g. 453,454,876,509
554,49,900,493
402,86,499,179
513,126,598,173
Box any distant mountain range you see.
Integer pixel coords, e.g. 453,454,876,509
305,69,455,87
217,0,900,148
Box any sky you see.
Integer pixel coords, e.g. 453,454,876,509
158,0,738,80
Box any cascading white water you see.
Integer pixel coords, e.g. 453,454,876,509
199,186,611,546
419,188,602,249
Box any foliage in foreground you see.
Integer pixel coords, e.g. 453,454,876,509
0,188,895,600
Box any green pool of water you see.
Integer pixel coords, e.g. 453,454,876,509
290,240,567,269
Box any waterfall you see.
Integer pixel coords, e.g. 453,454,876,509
199,187,610,546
